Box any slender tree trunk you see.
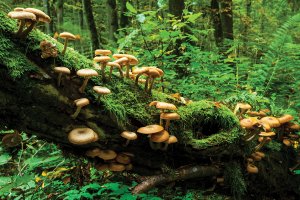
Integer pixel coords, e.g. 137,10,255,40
107,0,118,42
120,0,129,28
211,0,223,46
169,0,184,18
43,0,53,34
79,1,84,29
220,0,233,40
57,0,64,31
243,0,251,43
82,0,101,51
260,0,266,33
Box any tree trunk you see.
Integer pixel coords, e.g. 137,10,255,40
57,0,64,31
120,0,129,28
169,0,184,18
211,0,223,46
220,0,233,40
107,0,118,42
82,0,101,51
43,0,53,34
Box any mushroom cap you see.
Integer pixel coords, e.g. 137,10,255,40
247,164,258,174
132,67,149,75
160,112,180,120
237,103,252,110
288,123,300,130
150,130,170,143
68,128,98,145
74,98,90,107
86,148,102,157
95,49,112,56
149,101,159,107
24,8,51,23
260,117,280,128
166,135,178,144
113,57,129,65
8,11,36,21
254,151,265,158
93,86,111,95
246,111,267,117
149,67,164,77
278,114,294,124
116,153,131,164
251,153,262,161
259,131,275,137
109,163,126,172
113,54,138,65
77,69,98,77
156,102,177,110
94,56,111,63
1,134,22,147
258,121,271,132
14,7,24,11
54,66,70,74
59,32,76,40
121,131,137,140
98,150,117,160
240,117,258,129
95,164,109,171
106,62,121,68
147,68,161,78
137,124,164,135
283,139,292,146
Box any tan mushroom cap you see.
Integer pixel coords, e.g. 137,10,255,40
238,103,252,110
24,8,51,23
68,128,98,145
259,131,276,137
247,164,258,174
132,67,149,75
288,123,300,130
95,163,109,171
151,130,170,143
59,32,76,40
246,111,267,117
113,54,138,65
156,102,177,110
107,62,121,68
260,117,280,128
278,114,294,124
149,67,164,77
98,150,117,160
283,139,292,146
113,57,129,65
149,101,159,107
240,117,258,129
14,7,24,11
93,86,111,95
137,124,164,135
77,69,98,77
109,163,126,172
94,56,111,63
54,67,71,74
121,131,137,140
8,11,36,21
74,98,90,107
147,68,161,78
251,153,262,161
95,49,112,56
86,148,102,158
166,135,178,144
116,153,131,164
160,112,180,120
254,151,265,158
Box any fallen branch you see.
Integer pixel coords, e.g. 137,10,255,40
132,165,220,194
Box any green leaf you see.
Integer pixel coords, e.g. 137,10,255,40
183,13,202,23
0,177,11,186
136,14,146,23
126,2,137,14
0,153,11,165
120,193,137,200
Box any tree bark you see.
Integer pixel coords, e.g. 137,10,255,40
43,0,53,34
211,0,223,46
82,0,101,51
120,0,129,28
57,0,64,31
220,0,233,40
107,0,118,42
169,0,184,18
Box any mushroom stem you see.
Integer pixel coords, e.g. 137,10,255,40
62,39,69,55
165,119,171,131
57,73,62,87
145,77,149,91
71,106,82,119
135,73,143,85
148,77,155,93
97,95,102,104
255,138,267,151
79,77,90,93
16,19,25,36
20,20,37,38
243,132,257,142
101,63,106,80
149,139,159,150
124,139,130,147
161,142,169,151
125,64,130,78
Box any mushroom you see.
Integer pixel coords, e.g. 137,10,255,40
116,153,131,164
20,8,51,38
246,110,267,117
59,32,77,55
93,56,111,80
77,69,98,93
109,163,126,172
95,163,109,171
240,117,259,129
233,103,252,116
283,138,292,147
107,62,123,80
71,98,90,119
277,114,294,125
68,128,98,145
247,163,258,174
132,67,149,85
54,67,70,87
161,135,178,151
95,49,112,56
86,148,102,158
145,67,164,93
255,131,276,151
113,54,138,78
260,117,281,128
120,131,137,146
7,11,36,36
1,131,22,147
97,150,117,161
137,124,164,150
150,101,177,125
160,112,180,131
93,86,111,104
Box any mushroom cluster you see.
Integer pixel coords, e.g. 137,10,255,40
8,7,51,38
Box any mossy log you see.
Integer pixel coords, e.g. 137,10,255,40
0,8,300,198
